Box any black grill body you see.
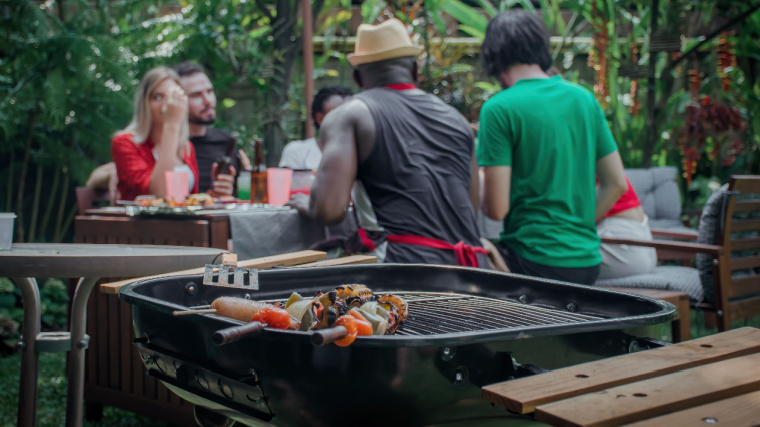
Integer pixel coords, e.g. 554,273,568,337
120,264,675,426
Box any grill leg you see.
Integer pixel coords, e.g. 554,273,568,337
65,276,99,427
14,277,40,427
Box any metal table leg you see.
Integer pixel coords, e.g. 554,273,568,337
14,277,41,427
65,276,98,427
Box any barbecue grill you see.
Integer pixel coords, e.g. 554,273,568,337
120,264,675,427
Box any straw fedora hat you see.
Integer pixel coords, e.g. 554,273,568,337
347,18,423,66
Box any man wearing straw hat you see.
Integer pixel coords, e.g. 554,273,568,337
290,18,487,267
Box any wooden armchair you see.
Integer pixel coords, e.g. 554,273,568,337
599,176,760,332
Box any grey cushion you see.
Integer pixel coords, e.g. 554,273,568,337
596,265,704,301
626,167,683,225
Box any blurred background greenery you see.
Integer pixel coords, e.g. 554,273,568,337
2,0,759,244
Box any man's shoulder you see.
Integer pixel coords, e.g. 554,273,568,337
555,79,597,102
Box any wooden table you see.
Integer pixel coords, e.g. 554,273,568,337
482,327,760,426
0,244,226,427
76,208,231,249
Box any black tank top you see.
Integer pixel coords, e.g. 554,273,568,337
353,87,483,265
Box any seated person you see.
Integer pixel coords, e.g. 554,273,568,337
174,61,245,196
279,85,353,170
597,177,657,279
85,161,119,204
478,11,627,284
111,66,233,201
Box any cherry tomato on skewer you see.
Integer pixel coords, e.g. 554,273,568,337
252,306,291,330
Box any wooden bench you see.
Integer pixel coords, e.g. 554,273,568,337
600,287,690,342
482,327,760,426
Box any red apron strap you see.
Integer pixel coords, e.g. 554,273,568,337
387,234,487,268
357,228,377,252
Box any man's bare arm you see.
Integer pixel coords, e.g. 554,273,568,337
481,166,511,221
595,150,627,222
308,100,370,224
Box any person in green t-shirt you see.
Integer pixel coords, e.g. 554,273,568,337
477,10,627,285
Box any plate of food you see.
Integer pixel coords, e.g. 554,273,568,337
124,194,218,217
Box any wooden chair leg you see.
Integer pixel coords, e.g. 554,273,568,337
670,294,691,342
703,310,718,330
719,313,732,332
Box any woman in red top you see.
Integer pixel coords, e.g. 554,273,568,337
596,177,657,279
112,66,199,201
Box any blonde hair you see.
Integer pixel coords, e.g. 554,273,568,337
119,66,189,155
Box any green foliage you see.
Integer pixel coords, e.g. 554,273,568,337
0,352,164,426
1,0,146,242
439,0,760,186
0,277,69,346
3,0,759,238
1,0,315,240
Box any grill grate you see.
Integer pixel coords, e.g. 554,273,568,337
266,291,605,336
394,292,604,335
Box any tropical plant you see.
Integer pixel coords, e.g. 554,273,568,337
0,0,147,243
439,0,760,181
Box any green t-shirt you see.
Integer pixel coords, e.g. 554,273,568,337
477,76,618,268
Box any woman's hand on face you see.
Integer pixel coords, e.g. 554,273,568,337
161,85,188,125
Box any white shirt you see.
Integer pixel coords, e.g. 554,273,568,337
279,137,322,170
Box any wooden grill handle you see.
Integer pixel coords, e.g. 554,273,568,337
311,326,348,346
212,321,264,346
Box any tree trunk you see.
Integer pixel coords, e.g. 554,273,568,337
15,110,37,242
27,164,44,242
5,147,15,212
53,167,70,242
39,164,61,241
642,0,659,168
263,0,302,166
56,205,77,243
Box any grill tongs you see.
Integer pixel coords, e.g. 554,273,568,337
175,263,349,346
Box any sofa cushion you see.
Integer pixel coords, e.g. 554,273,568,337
626,167,683,225
595,265,704,301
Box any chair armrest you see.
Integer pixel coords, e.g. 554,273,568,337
650,228,699,241
601,237,723,256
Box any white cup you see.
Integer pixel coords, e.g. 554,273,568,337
0,213,16,250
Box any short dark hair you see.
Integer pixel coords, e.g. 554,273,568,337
173,61,205,78
481,10,552,77
312,85,353,128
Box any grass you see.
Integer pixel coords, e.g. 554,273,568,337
689,310,760,340
0,352,165,427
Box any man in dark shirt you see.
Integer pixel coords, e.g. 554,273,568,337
173,62,250,195
289,19,486,267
